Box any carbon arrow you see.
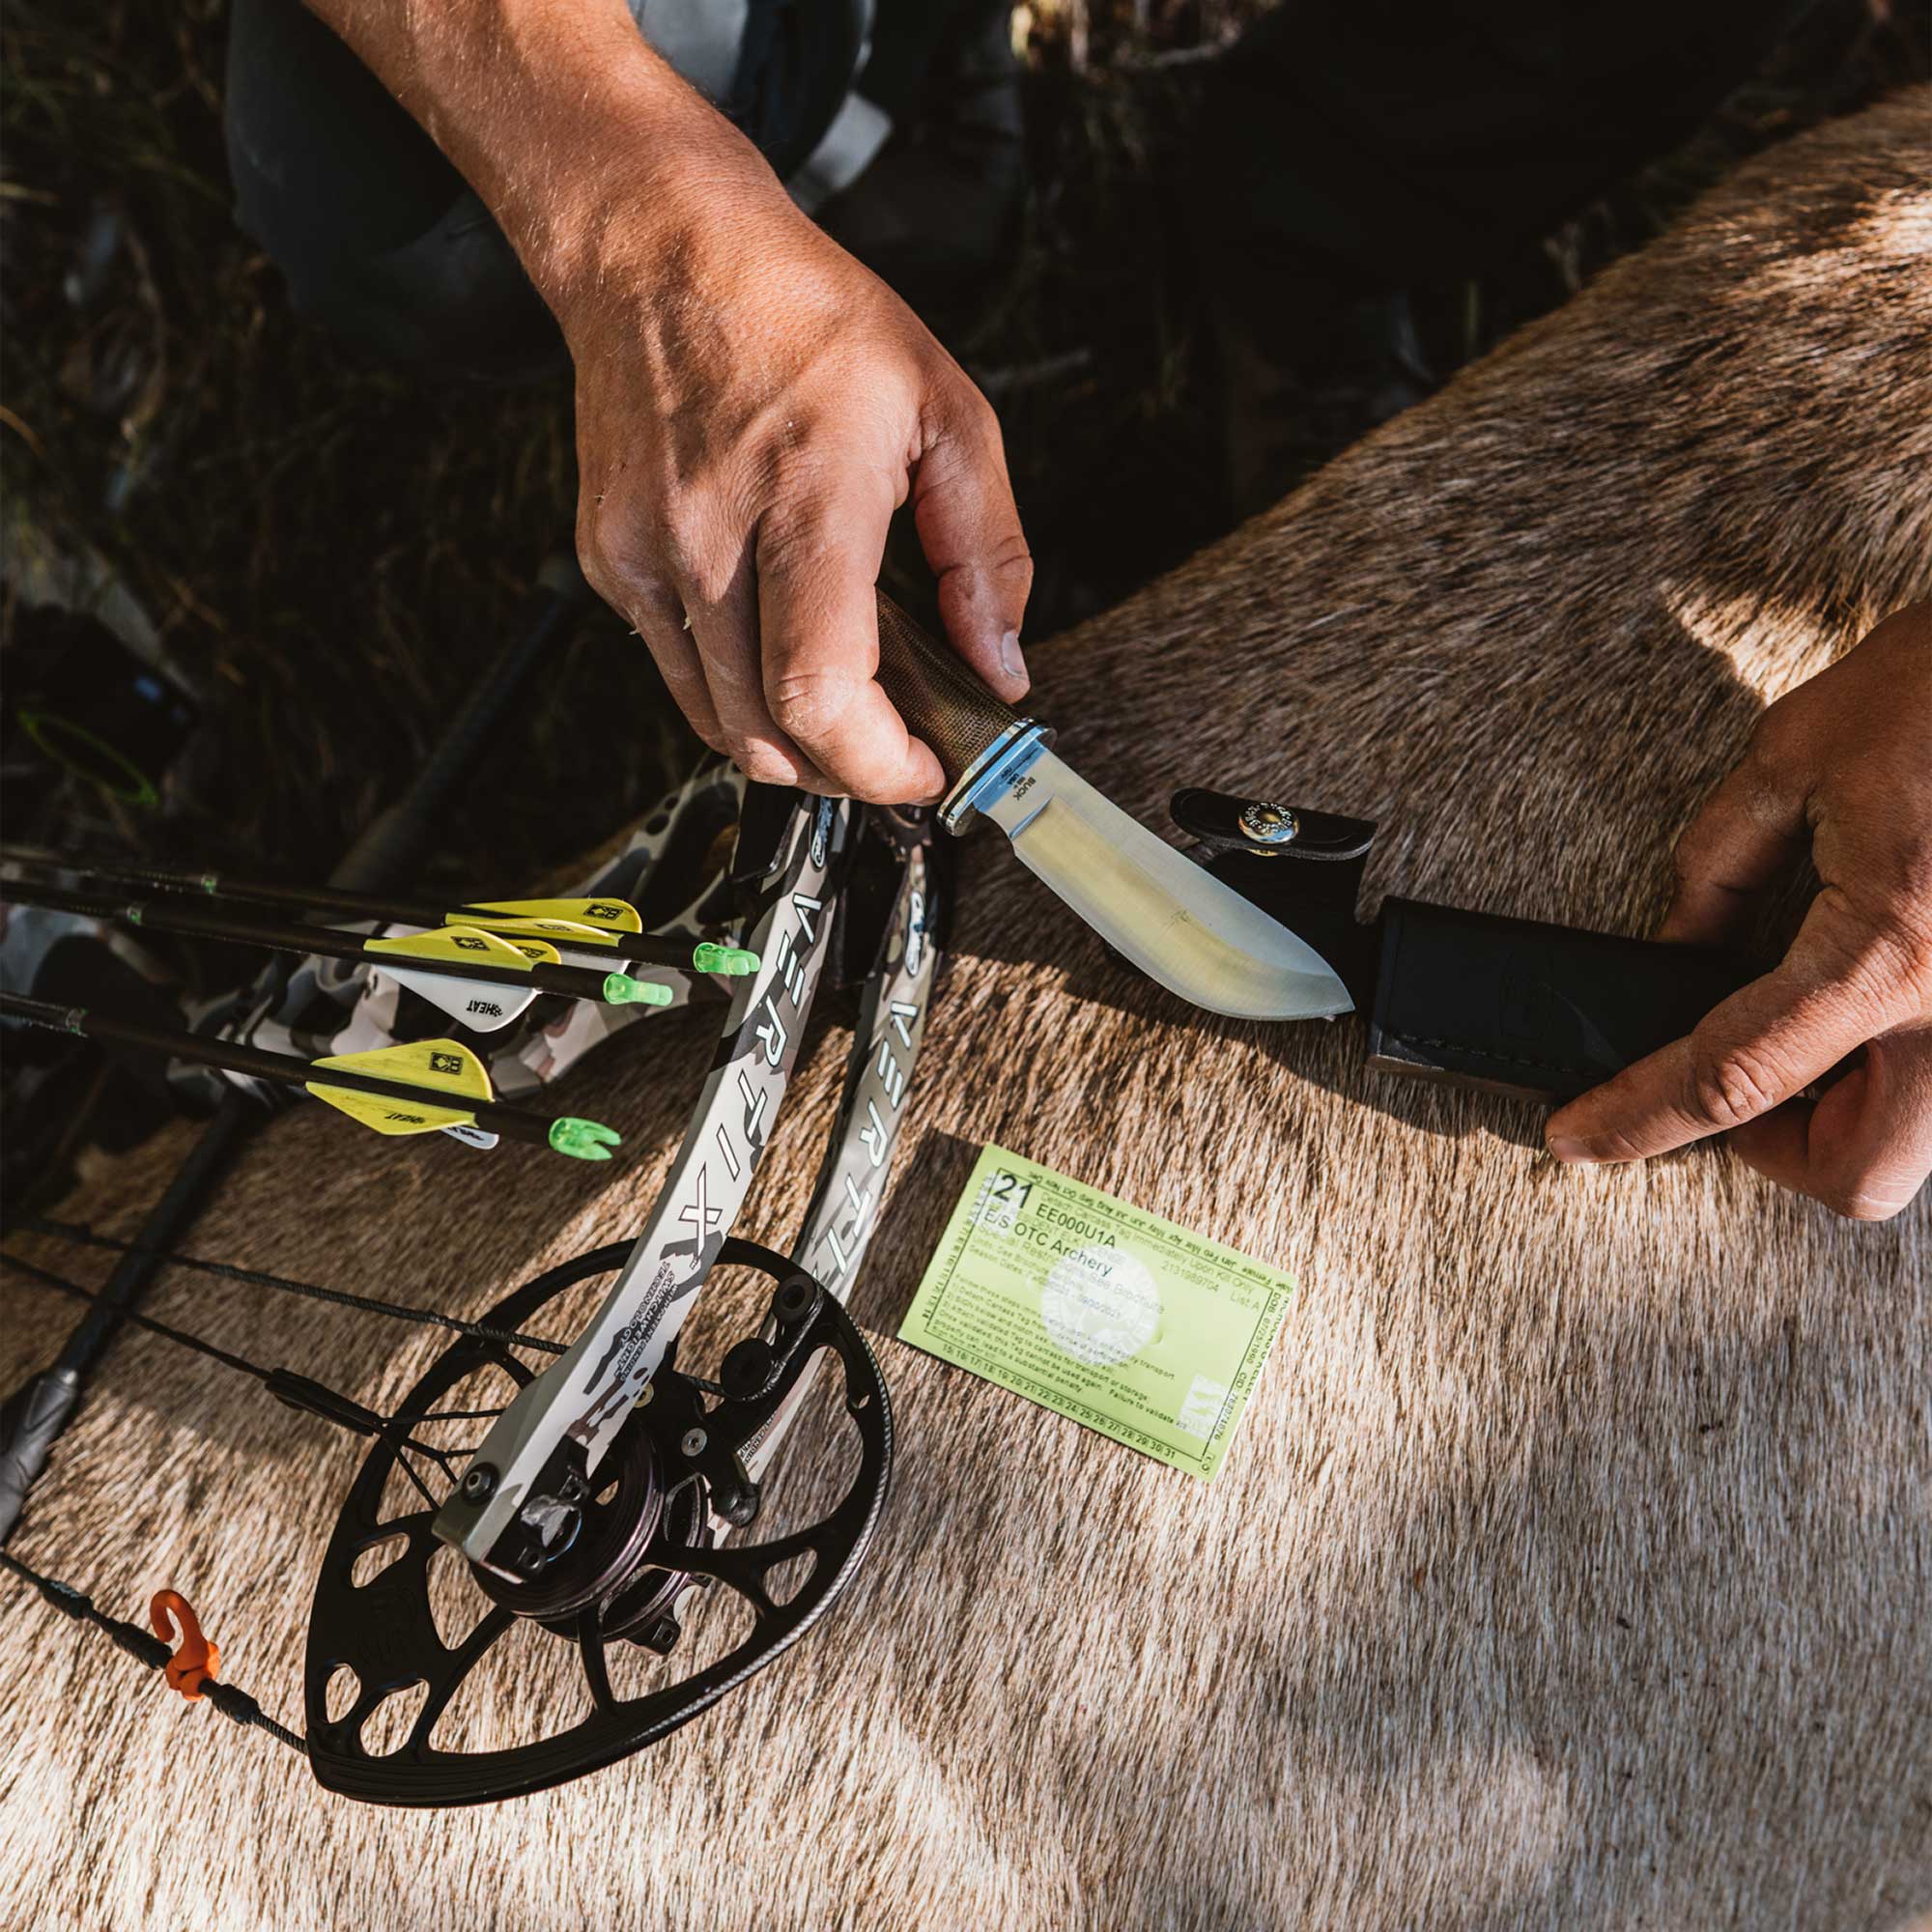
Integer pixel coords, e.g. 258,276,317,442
0,879,670,1015
1,994,621,1160
0,844,757,976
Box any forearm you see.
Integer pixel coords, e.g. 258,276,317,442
299,0,774,311
301,0,1033,805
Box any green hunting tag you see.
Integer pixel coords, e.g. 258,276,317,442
898,1144,1293,1481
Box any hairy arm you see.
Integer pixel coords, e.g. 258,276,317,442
305,1,725,298
304,0,1034,800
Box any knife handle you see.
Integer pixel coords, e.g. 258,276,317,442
873,590,1031,800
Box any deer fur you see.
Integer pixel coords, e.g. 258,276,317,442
3,88,1928,1932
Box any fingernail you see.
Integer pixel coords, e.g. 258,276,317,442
1547,1136,1596,1168
998,630,1027,689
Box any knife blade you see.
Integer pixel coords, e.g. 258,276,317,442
871,591,1353,1021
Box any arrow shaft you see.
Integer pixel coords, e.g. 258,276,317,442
0,880,618,1004
0,844,711,970
0,994,555,1148
1,842,428,924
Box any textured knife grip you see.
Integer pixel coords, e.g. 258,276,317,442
873,590,1023,791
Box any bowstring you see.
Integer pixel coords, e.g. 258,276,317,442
0,1251,504,1492
0,1547,308,1755
10,1213,567,1355
5,1249,275,1384
0,1242,521,1735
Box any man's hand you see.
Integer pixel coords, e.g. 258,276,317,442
304,0,1031,804
1547,603,1932,1219
561,174,1032,802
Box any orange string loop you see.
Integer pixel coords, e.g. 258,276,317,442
149,1589,221,1700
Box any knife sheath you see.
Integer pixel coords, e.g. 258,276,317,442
1173,789,1753,1105
1363,898,1748,1103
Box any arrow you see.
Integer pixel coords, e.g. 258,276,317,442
0,994,622,1160
0,845,759,976
0,881,672,1028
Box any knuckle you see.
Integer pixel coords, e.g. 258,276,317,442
987,529,1035,589
730,740,802,786
922,380,998,452
1815,896,1932,1022
1746,690,1806,770
578,507,661,604
939,388,1005,460
655,489,712,576
761,426,831,497
573,520,619,601
961,386,1003,444
1684,1044,1784,1131
624,474,751,608
765,667,861,742
753,517,815,582
577,494,625,567
756,500,855,587
1870,913,1932,1007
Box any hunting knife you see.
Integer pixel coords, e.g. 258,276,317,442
872,592,1353,1021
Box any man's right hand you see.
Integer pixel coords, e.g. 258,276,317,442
557,156,1033,801
305,0,1032,803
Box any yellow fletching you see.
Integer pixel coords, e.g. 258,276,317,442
445,913,618,949
305,1086,476,1137
468,896,642,935
364,925,559,972
304,1037,492,1138
310,1037,495,1100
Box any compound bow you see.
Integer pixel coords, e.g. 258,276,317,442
1,589,949,1806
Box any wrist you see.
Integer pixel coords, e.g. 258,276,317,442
509,76,780,329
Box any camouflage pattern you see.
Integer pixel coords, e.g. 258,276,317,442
433,791,853,1569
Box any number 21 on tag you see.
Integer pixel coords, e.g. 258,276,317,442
976,1167,1034,1235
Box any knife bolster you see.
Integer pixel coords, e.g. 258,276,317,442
937,721,1055,833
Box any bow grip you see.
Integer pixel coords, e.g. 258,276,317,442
873,591,1044,830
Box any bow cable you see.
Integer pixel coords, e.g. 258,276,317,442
0,1548,306,1753
1,1253,521,1501
9,1215,567,1355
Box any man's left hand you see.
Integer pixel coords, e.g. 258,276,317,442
1546,602,1932,1220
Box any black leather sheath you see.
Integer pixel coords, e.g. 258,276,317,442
1171,788,1751,1105
1365,898,1747,1103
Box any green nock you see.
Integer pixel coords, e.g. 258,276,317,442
549,1117,622,1161
604,972,674,1007
692,942,761,977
